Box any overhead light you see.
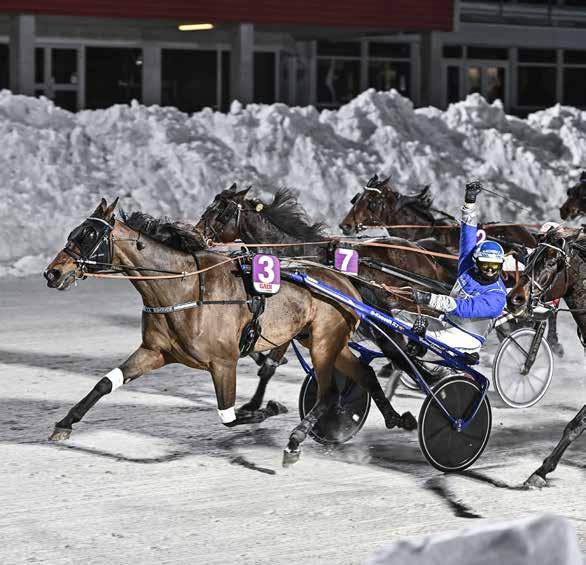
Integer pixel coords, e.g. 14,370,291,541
178,23,214,31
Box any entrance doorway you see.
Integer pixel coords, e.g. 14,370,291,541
465,63,507,105
35,46,82,112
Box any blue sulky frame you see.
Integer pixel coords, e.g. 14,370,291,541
284,271,490,433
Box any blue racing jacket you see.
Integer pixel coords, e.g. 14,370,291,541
429,202,507,342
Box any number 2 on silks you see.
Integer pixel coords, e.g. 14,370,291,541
252,254,281,294
334,248,359,275
476,229,487,245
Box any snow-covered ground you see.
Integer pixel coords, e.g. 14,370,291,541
0,276,584,563
1,89,585,275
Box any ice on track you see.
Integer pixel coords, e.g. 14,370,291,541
1,88,585,275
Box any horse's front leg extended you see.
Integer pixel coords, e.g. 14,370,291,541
211,360,286,428
240,342,290,412
525,405,586,488
49,346,165,440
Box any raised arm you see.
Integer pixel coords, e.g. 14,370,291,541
458,181,483,275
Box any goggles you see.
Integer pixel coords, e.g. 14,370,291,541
478,261,502,273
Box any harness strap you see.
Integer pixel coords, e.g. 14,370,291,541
143,299,251,314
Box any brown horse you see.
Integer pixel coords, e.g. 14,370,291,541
506,227,586,487
44,198,416,466
560,171,586,221
194,184,461,402
338,174,537,250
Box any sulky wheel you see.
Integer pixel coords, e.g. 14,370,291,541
493,328,553,409
299,370,371,445
418,375,492,472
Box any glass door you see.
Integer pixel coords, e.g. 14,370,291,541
465,63,507,105
35,46,81,112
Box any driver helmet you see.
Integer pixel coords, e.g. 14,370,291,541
473,240,505,280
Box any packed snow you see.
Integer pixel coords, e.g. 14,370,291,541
1,88,585,276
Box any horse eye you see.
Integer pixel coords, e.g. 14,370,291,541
368,200,380,212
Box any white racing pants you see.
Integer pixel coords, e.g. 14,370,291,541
397,312,483,355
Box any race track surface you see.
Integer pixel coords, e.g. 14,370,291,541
0,276,584,564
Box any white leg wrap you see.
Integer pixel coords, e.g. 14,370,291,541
105,368,124,391
218,406,236,424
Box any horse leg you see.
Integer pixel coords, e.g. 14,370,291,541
546,311,564,358
525,405,586,488
240,342,290,412
210,360,287,428
49,346,165,440
335,346,417,431
282,340,341,466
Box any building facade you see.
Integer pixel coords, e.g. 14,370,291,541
0,0,585,115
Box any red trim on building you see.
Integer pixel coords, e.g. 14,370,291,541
2,1,454,32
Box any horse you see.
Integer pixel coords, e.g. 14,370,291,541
194,184,459,407
560,171,586,221
506,226,586,487
338,174,537,250
337,174,570,357
44,197,416,466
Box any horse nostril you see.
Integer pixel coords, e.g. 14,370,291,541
511,295,525,307
44,268,60,282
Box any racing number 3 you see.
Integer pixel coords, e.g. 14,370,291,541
252,254,281,294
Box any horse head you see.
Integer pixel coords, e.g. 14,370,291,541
506,227,577,314
560,171,586,220
338,174,396,235
195,183,250,243
44,197,119,290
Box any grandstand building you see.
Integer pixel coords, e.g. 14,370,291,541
1,1,585,115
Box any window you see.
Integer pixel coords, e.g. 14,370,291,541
446,66,460,104
564,50,586,64
443,46,463,59
317,41,361,57
86,47,142,109
518,49,556,63
0,45,8,90
221,51,230,112
52,49,77,85
467,47,508,60
254,52,276,104
317,59,360,106
563,68,586,106
162,49,217,113
369,43,410,59
35,47,44,84
518,66,556,106
368,61,410,96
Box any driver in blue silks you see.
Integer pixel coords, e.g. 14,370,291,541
411,181,507,354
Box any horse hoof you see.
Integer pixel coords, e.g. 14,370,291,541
265,400,288,417
49,427,72,441
551,343,565,358
400,411,418,431
237,403,260,414
524,473,547,489
282,448,300,467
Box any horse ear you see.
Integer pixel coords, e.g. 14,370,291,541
104,197,119,219
419,185,431,198
366,174,378,188
235,186,251,199
92,198,108,216
228,183,237,192
580,171,586,183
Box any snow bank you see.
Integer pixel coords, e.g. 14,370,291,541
366,514,584,565
1,89,584,275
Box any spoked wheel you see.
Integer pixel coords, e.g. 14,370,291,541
493,328,553,408
299,370,371,445
418,375,492,473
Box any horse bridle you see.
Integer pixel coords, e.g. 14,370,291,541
523,239,570,309
201,197,243,241
63,216,116,274
349,186,388,231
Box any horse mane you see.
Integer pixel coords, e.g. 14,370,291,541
124,211,206,254
261,188,328,241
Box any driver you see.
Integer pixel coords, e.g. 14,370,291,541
411,181,507,354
